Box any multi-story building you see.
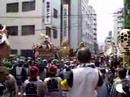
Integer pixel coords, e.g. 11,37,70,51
0,0,97,56
80,2,97,53
104,31,113,51
61,0,71,45
70,0,82,49
81,0,89,45
0,0,61,56
70,0,97,52
0,0,44,56
44,0,61,47
113,8,124,45
88,5,97,54
91,6,98,54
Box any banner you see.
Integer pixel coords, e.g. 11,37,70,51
44,0,52,24
63,4,69,40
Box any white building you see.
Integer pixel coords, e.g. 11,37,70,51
80,1,97,53
113,8,124,45
105,31,113,51
70,0,97,51
44,0,61,47
0,0,61,56
70,0,82,48
87,5,97,53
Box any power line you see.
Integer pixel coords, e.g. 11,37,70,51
0,13,122,18
7,24,96,33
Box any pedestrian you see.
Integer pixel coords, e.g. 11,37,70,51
23,65,46,97
13,59,27,94
60,46,103,97
44,64,64,97
110,67,130,97
0,65,18,97
97,68,109,97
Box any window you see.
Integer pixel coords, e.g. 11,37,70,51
22,25,35,35
94,38,97,40
117,21,123,24
6,3,19,12
52,27,57,39
22,0,35,11
6,26,18,36
11,49,17,54
94,23,96,25
107,37,111,39
93,33,97,35
21,49,33,57
46,27,51,37
94,28,97,31
53,8,58,18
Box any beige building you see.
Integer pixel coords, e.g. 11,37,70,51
0,0,97,56
0,0,61,56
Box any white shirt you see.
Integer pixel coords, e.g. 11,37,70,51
68,64,99,97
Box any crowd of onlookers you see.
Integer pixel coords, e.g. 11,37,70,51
0,53,130,97
1,23,129,97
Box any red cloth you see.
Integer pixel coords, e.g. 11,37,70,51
30,66,39,77
48,65,57,74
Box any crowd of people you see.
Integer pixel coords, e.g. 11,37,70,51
0,24,130,97
0,47,130,97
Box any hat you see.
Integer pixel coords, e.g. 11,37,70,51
0,66,9,80
30,66,39,77
48,65,57,74
51,59,59,65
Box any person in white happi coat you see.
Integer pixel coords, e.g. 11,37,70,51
60,47,103,97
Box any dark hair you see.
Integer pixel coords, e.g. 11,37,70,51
0,24,3,30
77,47,91,63
118,68,127,79
128,69,130,76
0,41,6,48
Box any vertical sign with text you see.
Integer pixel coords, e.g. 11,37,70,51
44,0,52,24
63,4,69,40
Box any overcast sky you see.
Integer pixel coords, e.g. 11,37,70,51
89,0,124,45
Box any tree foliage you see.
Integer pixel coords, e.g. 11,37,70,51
125,14,130,28
125,0,130,5
124,0,130,28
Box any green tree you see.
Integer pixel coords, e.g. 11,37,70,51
124,0,130,28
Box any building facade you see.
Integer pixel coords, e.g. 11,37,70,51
80,2,97,53
0,0,45,56
70,0,97,53
44,0,61,47
0,0,97,56
0,0,62,56
113,8,124,45
70,0,82,49
104,31,113,51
